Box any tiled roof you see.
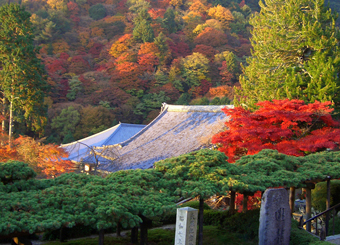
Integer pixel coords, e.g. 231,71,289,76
61,123,146,163
99,103,232,172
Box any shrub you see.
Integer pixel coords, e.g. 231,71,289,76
312,180,340,212
290,219,325,245
89,4,106,20
181,200,211,210
203,210,231,226
222,209,260,240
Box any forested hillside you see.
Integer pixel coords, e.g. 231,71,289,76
0,0,338,145
0,0,261,144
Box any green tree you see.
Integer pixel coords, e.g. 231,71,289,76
133,19,155,43
134,91,170,119
89,4,106,20
162,8,177,34
66,76,82,101
51,106,80,142
235,0,340,110
128,0,150,13
154,32,168,63
181,52,210,89
133,8,151,24
0,4,49,140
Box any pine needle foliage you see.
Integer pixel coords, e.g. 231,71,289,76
235,0,340,110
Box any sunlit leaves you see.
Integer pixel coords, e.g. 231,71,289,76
212,99,340,163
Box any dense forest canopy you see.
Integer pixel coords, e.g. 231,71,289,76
0,0,262,144
0,0,338,145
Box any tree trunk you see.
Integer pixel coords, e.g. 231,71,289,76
140,222,147,245
229,191,235,214
305,188,312,232
9,97,13,147
289,187,296,215
1,98,5,146
116,222,121,237
59,227,65,242
198,197,204,245
131,227,138,244
242,193,248,213
98,229,104,245
326,178,331,235
139,215,152,245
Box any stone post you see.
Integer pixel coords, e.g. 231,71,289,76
259,188,291,245
174,207,198,245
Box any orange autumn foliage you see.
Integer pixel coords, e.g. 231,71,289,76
109,34,134,58
206,85,233,98
189,0,209,14
194,27,227,47
0,135,74,178
138,53,159,72
148,8,166,19
138,42,160,56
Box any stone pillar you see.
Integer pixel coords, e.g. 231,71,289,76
174,207,198,245
259,188,291,245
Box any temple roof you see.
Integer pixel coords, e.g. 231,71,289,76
61,123,146,163
98,103,232,172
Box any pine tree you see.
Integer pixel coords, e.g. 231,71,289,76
235,0,340,110
133,19,155,43
0,4,49,139
162,8,177,34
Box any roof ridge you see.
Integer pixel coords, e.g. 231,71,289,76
119,123,146,127
60,123,121,147
162,103,234,112
119,107,169,147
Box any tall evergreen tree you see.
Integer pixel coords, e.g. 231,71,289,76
235,0,340,110
162,8,177,34
0,4,49,139
133,19,154,43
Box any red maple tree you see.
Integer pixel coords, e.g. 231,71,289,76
212,99,340,163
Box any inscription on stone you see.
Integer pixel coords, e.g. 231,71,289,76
174,207,198,245
259,188,291,245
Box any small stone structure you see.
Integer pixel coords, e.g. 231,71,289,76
259,188,291,245
174,207,198,245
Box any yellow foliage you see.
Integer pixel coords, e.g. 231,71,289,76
182,11,202,23
109,42,129,58
208,5,234,29
189,0,209,14
169,0,182,8
46,0,67,11
91,27,104,37
52,40,70,54
78,30,90,47
104,15,126,23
